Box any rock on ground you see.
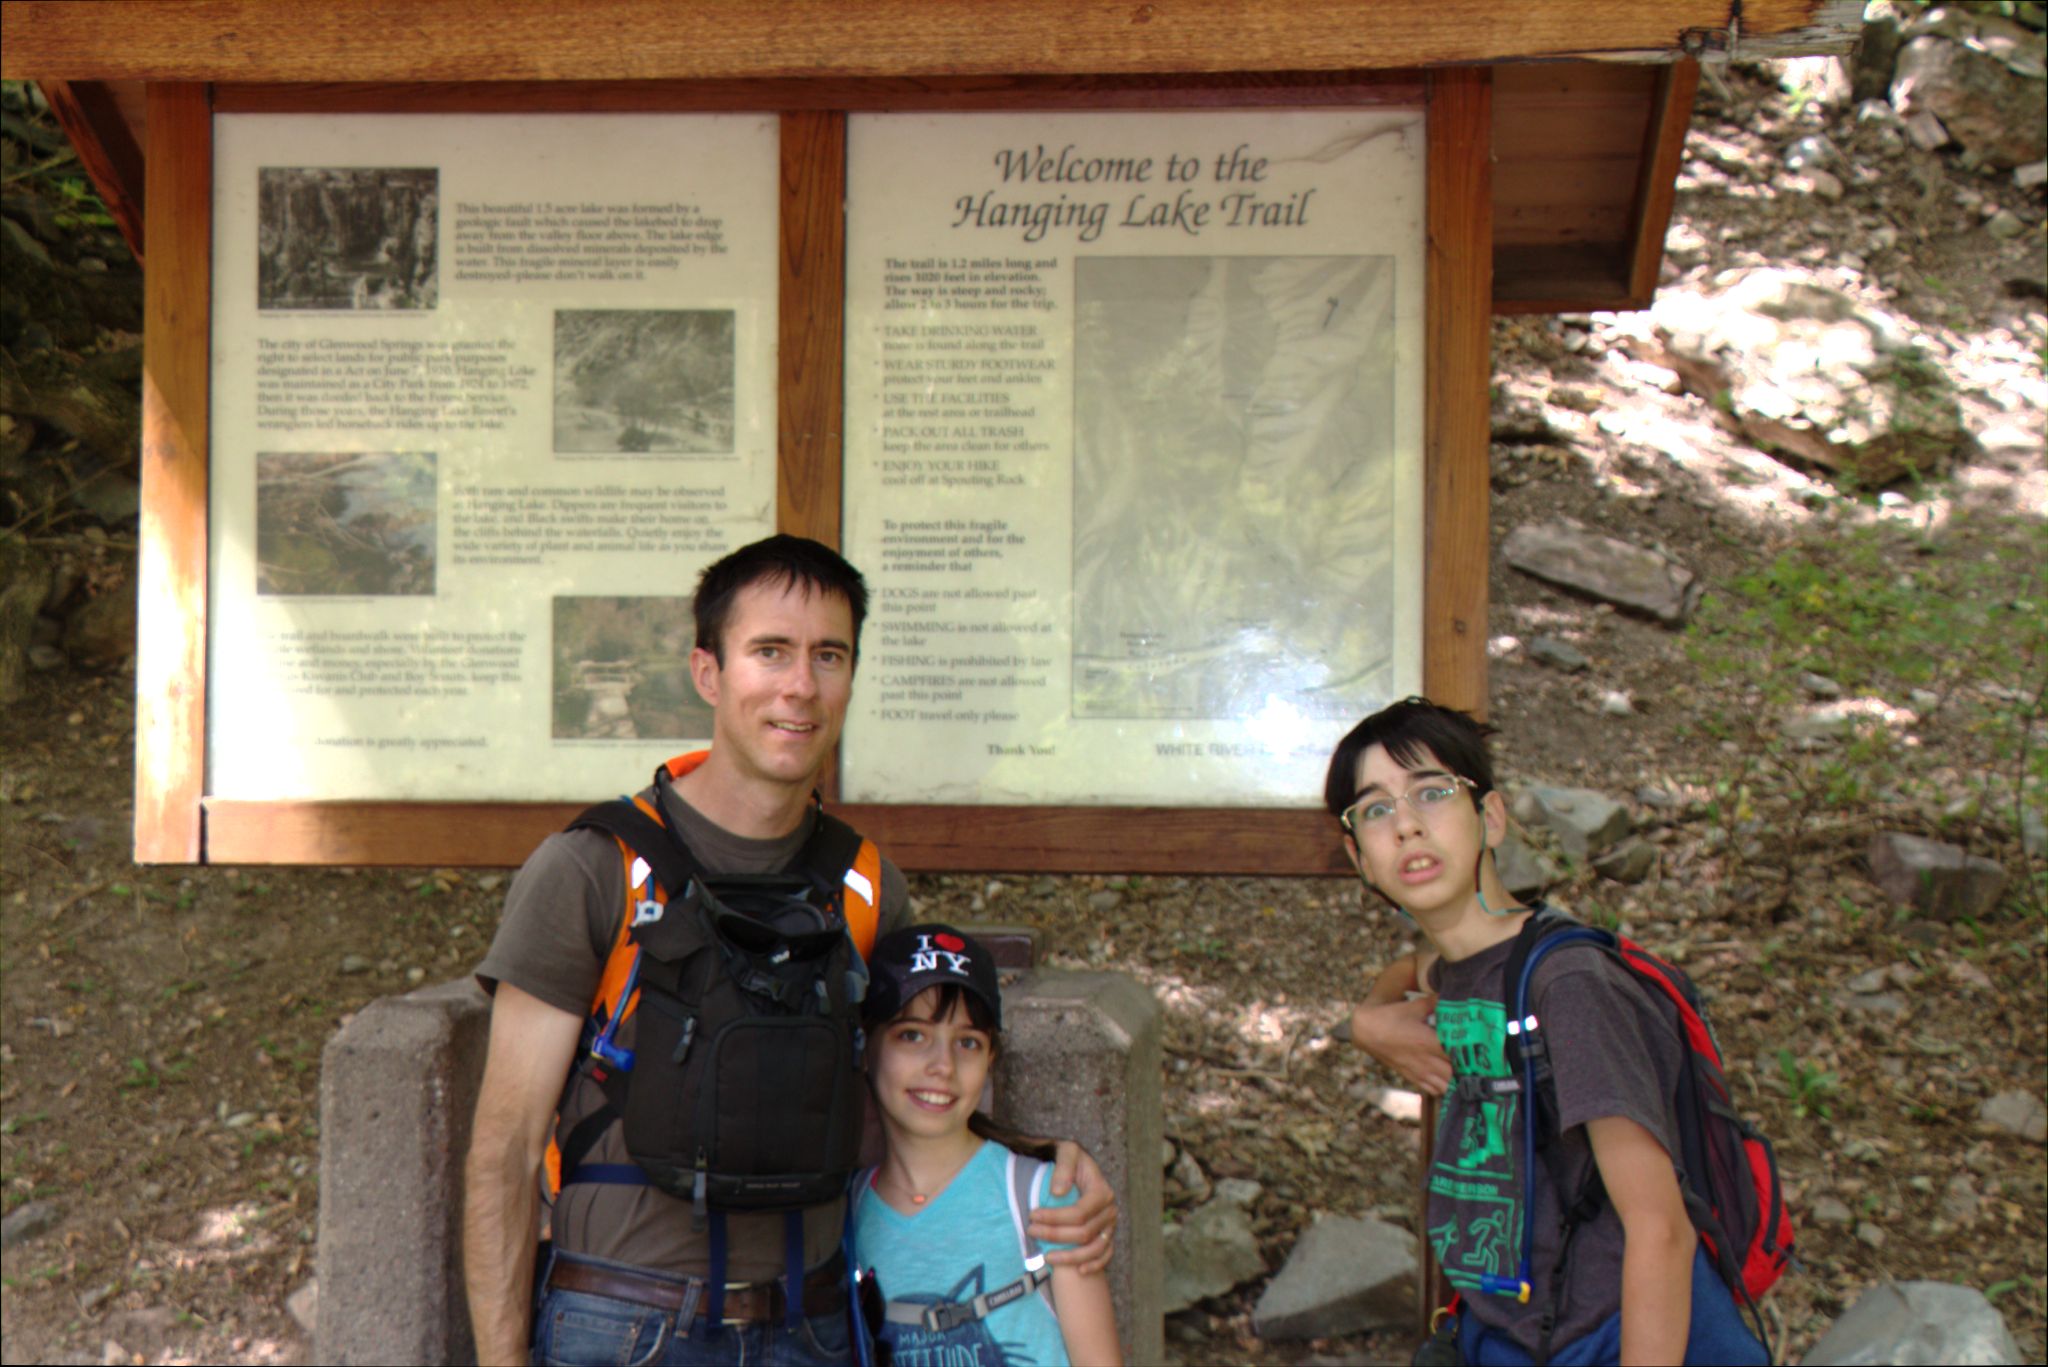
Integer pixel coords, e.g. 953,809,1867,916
0,1198,62,1248
1513,786,1633,862
1892,34,2048,169
1501,521,1699,625
1803,1280,2023,1365
1979,1090,2048,1144
1592,839,1658,884
1163,1190,1266,1314
1252,1213,1416,1341
286,1278,318,1336
1652,267,1969,486
1867,833,2008,921
1493,832,1559,897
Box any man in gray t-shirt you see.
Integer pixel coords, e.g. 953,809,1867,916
461,537,1116,1367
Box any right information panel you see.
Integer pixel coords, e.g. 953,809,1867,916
843,110,1425,806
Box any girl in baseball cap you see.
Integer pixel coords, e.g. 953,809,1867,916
850,924,1121,1366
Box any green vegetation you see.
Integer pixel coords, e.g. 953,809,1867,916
1684,510,2048,914
1775,1048,1841,1121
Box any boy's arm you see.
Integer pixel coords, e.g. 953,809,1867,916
1349,950,1452,1095
1050,1261,1124,1367
1029,1142,1118,1275
1586,1115,1693,1367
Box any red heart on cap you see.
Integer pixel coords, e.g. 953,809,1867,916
935,933,966,952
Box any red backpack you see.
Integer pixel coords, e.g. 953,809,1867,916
1500,909,1793,1351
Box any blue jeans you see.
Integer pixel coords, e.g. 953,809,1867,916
531,1260,855,1367
1455,1247,1769,1366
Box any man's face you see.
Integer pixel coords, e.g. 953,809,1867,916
690,580,855,789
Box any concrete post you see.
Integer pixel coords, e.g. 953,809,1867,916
994,970,1166,1367
314,965,1162,1365
316,977,489,1365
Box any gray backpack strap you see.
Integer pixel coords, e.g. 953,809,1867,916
1005,1149,1057,1316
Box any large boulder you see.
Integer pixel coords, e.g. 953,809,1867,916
1252,1213,1415,1340
1893,30,2048,169
1653,268,1970,487
1501,521,1699,625
1163,1183,1266,1314
1803,1280,2023,1365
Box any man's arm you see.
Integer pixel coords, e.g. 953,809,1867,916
463,984,583,1367
1028,1141,1118,1275
1586,1115,1693,1367
1349,951,1451,1095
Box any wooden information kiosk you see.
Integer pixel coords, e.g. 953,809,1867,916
3,1,1859,876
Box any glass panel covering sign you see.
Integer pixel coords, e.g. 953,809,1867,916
842,110,1426,805
207,113,778,800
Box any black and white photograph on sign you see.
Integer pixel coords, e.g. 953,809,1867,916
553,309,736,454
255,452,437,597
1071,254,1397,721
551,596,714,741
256,167,438,311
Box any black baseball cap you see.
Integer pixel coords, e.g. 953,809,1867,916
864,923,1002,1030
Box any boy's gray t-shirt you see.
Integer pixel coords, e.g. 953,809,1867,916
476,781,909,1281
1426,928,1686,1357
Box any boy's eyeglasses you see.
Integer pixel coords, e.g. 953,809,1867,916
1339,776,1475,833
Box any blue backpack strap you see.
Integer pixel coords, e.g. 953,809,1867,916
786,1208,806,1331
705,1210,728,1338
1503,911,1625,1364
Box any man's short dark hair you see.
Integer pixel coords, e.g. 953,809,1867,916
1323,696,1497,820
692,534,869,664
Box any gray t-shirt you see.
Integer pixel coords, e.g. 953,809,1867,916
476,780,909,1280
1426,926,1685,1358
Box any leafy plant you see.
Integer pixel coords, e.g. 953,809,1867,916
1775,1048,1840,1120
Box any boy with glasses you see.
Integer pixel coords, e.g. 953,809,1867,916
1327,697,1765,1365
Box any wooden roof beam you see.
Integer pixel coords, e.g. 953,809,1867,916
3,0,1862,84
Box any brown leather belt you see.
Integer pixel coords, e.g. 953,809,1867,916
546,1254,847,1323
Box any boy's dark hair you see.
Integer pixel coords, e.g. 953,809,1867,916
692,534,869,664
1323,695,1498,820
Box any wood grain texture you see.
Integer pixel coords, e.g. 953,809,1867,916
202,799,1354,872
1625,60,1701,303
1423,68,1493,721
38,79,145,262
133,83,209,863
0,0,1865,82
211,72,1425,114
778,110,845,548
1492,244,1633,313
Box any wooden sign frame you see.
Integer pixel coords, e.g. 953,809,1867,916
134,70,1491,872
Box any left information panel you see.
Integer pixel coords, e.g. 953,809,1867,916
208,114,779,801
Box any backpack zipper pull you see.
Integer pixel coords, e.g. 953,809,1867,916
671,1016,697,1065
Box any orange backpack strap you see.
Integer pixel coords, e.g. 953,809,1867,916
842,838,882,960
544,796,664,1197
663,749,711,780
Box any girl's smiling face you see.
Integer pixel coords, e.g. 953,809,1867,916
870,988,994,1142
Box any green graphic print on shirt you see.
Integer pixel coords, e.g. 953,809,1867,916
1428,996,1522,1292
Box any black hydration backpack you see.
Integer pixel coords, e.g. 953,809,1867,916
552,764,877,1221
